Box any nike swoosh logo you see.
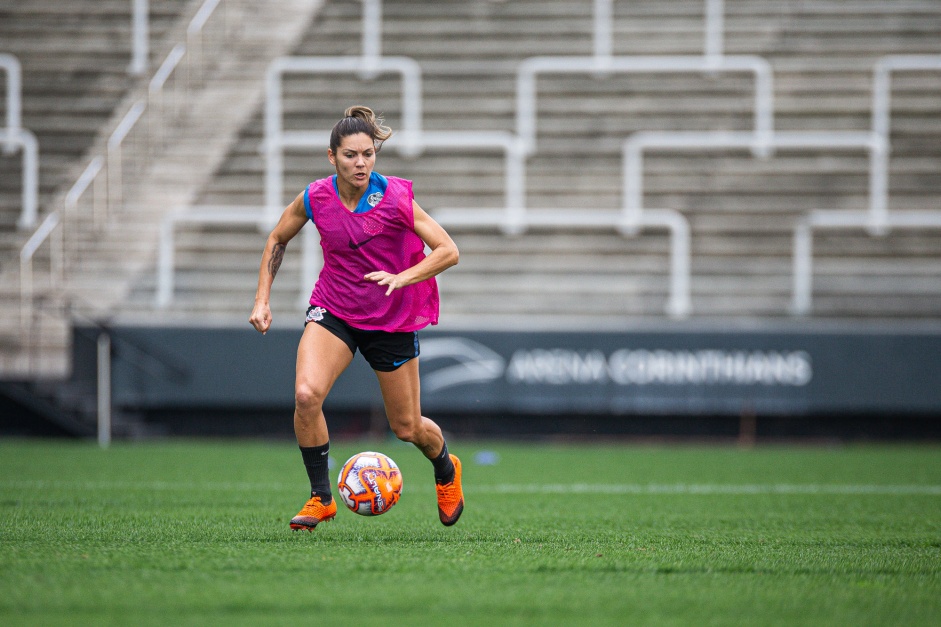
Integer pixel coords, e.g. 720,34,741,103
349,235,377,250
392,358,411,367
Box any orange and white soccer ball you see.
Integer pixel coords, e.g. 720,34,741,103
337,451,403,516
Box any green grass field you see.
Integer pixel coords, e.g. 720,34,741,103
1,439,940,626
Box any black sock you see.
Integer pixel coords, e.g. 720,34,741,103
431,441,455,485
299,443,332,504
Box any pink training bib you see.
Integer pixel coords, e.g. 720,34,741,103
305,176,439,332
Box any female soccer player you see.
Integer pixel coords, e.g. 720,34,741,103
249,105,463,530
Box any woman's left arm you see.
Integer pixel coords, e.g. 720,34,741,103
364,200,460,296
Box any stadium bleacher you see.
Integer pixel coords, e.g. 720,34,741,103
1,0,940,380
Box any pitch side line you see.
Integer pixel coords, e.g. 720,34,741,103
1,480,940,496
485,483,941,496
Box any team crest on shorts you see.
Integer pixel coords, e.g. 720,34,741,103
307,306,326,323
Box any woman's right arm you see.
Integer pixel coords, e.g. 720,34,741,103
249,192,309,334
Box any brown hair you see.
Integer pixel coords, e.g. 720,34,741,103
329,105,393,153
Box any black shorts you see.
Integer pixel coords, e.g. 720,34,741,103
305,306,419,372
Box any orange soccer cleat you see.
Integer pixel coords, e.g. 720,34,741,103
290,495,338,531
435,454,464,526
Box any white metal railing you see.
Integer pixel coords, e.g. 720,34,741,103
149,43,187,95
157,208,266,308
618,129,885,319
519,0,751,157
789,55,941,315
2,53,40,229
867,55,941,235
871,57,941,139
515,54,775,158
155,207,322,309
622,130,886,229
17,0,229,330
791,211,941,316
592,0,726,61
19,157,104,328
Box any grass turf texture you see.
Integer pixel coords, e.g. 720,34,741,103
1,440,940,626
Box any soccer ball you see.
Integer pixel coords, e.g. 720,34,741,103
337,451,403,516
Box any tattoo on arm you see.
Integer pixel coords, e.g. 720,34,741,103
268,242,286,280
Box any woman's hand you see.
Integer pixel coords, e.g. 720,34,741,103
250,300,273,334
364,270,404,296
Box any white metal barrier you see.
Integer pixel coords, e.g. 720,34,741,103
618,129,887,318
868,55,941,235
1,53,40,229
515,54,775,158
592,0,726,60
518,0,761,157
791,211,941,315
789,55,941,315
155,207,321,309
20,157,104,327
622,130,886,228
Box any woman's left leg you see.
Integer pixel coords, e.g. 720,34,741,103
376,359,464,526
375,358,443,458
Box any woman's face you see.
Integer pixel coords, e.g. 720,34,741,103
328,132,376,193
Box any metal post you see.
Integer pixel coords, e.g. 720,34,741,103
130,0,149,75
156,217,175,308
791,220,812,315
1,53,22,155
107,100,147,214
704,0,725,60
14,129,39,230
97,332,112,448
362,0,382,74
593,0,613,60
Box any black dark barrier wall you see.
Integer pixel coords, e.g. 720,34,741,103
80,325,941,417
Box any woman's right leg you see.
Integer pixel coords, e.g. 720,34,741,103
294,321,354,447
290,322,354,531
